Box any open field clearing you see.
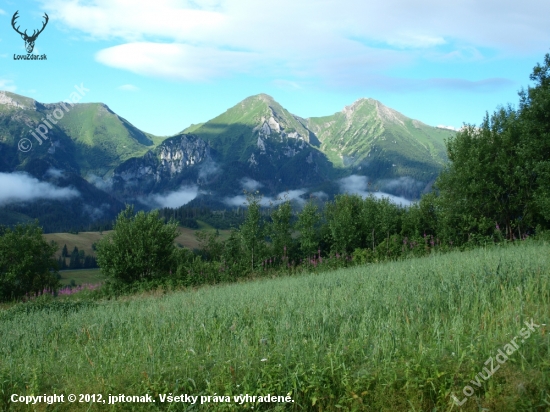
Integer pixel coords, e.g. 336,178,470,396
58,268,104,286
1,241,549,411
43,231,110,257
43,226,231,257
173,224,231,250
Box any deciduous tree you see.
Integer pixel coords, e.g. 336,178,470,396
239,191,267,271
269,198,293,259
296,200,321,257
0,221,59,301
96,206,179,283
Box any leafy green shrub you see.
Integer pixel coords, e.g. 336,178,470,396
96,206,179,284
0,221,59,302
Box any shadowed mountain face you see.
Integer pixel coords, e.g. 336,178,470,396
0,91,159,231
0,91,454,229
0,156,126,233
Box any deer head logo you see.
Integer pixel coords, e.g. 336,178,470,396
11,11,49,54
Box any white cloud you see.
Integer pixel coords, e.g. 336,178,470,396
40,0,550,87
83,203,110,220
310,191,328,201
0,9,5,15
386,33,446,49
43,0,225,41
45,0,550,52
96,42,261,82
117,84,139,91
379,176,424,192
370,191,411,207
198,160,220,181
0,172,80,206
222,194,246,207
240,177,262,191
274,190,308,206
338,175,369,195
139,185,199,208
87,174,113,191
338,174,411,206
437,125,458,131
429,46,484,62
44,168,65,179
0,79,17,92
223,189,307,207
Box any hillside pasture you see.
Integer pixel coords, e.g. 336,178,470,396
0,241,548,411
43,226,231,257
43,230,108,257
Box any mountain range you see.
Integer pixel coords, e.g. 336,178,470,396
0,90,454,231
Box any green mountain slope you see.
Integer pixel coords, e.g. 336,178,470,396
304,98,452,182
0,91,166,178
50,103,166,177
181,122,205,134
175,94,452,199
187,94,313,162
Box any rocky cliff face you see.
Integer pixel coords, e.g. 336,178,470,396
253,113,308,152
0,91,40,111
243,110,330,190
156,134,211,178
110,133,212,197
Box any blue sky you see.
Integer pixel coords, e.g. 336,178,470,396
0,0,549,137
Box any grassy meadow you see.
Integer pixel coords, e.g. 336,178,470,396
58,268,104,286
1,241,549,411
44,231,109,257
43,225,230,258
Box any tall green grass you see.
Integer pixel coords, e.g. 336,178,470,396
1,242,549,411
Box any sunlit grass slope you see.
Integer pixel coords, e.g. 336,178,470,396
1,242,549,411
184,94,312,163
306,98,452,181
54,103,166,177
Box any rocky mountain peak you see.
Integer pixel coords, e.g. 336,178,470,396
0,91,37,110
373,100,406,126
257,93,276,103
341,98,368,119
240,93,277,109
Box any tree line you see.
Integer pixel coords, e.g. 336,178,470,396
157,204,262,230
56,245,98,270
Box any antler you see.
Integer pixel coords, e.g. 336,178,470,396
11,11,49,40
11,11,26,37
29,13,49,40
